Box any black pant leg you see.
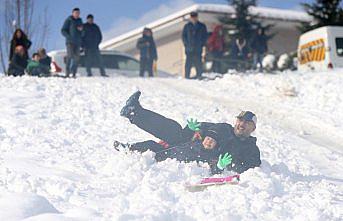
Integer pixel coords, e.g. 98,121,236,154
65,44,73,75
85,49,93,76
132,108,184,145
95,49,106,75
195,53,203,78
139,59,146,77
71,45,80,75
185,54,192,79
147,59,153,77
130,140,165,153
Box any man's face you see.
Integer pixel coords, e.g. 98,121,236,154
190,16,198,24
234,118,256,138
72,10,80,19
87,18,94,24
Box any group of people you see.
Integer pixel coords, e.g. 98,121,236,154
61,8,107,78
7,8,268,78
137,11,268,79
7,28,51,77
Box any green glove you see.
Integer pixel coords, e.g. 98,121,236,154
217,153,232,170
187,118,201,132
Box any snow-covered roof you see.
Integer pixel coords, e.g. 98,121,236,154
101,3,311,49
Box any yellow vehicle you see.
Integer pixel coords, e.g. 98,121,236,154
297,26,343,71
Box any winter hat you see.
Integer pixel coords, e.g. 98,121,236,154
190,11,198,17
237,111,257,126
87,14,94,19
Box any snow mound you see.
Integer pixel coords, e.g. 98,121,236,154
0,192,59,220
0,73,342,220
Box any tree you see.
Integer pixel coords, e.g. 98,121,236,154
0,0,49,74
300,0,343,32
219,0,273,51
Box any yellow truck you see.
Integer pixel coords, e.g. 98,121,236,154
297,26,343,71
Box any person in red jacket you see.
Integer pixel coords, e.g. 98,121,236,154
207,25,225,73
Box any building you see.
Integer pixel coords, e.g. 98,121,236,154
101,3,311,75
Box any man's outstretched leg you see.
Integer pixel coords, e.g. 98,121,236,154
120,91,184,145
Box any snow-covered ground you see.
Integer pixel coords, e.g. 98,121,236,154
0,71,342,221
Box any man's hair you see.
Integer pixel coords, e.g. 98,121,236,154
190,11,198,17
72,8,80,12
32,53,39,58
38,48,46,55
87,14,94,19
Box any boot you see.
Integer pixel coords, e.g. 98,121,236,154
120,91,142,119
113,140,132,151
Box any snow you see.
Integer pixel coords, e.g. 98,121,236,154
0,71,342,221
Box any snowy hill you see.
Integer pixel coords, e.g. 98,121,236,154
0,71,342,221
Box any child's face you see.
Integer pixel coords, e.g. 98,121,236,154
33,55,40,62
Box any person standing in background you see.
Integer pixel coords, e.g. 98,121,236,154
9,29,32,62
82,14,107,77
61,8,83,78
7,45,28,77
182,12,208,79
207,25,225,74
136,28,157,77
251,28,268,72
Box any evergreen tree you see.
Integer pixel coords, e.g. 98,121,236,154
219,0,273,50
300,0,343,32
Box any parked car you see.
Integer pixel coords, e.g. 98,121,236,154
297,26,343,72
48,50,140,76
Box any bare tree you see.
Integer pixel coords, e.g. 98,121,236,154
0,0,49,74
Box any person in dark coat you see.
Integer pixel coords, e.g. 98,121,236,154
7,45,28,77
9,29,32,61
82,14,107,77
61,8,83,78
230,37,250,69
116,91,261,174
136,28,157,77
38,48,52,71
207,25,225,73
182,12,208,79
251,28,268,71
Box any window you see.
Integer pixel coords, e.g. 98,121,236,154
116,56,140,71
78,54,139,70
336,38,343,57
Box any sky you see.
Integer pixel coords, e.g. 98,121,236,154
19,0,317,51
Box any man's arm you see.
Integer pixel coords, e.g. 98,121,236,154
232,148,261,174
152,40,158,60
182,24,188,47
61,18,71,39
136,38,145,50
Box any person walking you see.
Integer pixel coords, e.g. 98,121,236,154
61,8,83,78
82,14,107,77
136,28,157,77
182,12,208,79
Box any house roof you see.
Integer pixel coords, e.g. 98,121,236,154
101,3,311,49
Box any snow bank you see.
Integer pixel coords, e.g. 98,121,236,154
0,72,342,220
0,192,59,220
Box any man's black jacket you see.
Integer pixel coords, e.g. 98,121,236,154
156,122,261,174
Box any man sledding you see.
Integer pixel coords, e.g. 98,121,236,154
115,91,261,174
